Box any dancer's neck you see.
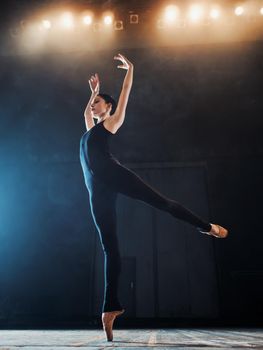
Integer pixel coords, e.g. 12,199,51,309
98,115,110,123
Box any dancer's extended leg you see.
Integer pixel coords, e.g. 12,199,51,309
98,162,211,232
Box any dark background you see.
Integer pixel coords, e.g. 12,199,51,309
0,0,263,327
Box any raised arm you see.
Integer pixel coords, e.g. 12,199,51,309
111,54,133,128
84,73,100,131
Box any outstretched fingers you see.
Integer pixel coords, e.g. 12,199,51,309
89,73,100,93
114,53,133,70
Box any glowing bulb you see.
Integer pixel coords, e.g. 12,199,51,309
189,5,203,22
210,9,220,19
42,20,51,29
164,5,179,23
83,15,93,25
104,15,113,25
235,6,244,16
61,12,74,28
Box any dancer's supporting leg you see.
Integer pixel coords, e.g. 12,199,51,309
89,181,123,312
88,181,124,341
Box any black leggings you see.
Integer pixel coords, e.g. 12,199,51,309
87,162,211,313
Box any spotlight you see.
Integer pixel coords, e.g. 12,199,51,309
210,8,220,20
164,5,179,24
260,8,263,15
42,19,51,29
114,20,124,30
60,12,74,29
83,15,93,26
235,6,244,16
129,14,139,24
189,5,204,22
103,15,113,26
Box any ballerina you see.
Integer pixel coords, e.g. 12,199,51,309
79,53,228,341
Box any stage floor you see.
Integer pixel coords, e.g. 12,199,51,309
0,328,263,349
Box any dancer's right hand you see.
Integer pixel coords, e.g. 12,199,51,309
89,73,100,94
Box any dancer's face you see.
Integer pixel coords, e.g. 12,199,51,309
91,96,111,118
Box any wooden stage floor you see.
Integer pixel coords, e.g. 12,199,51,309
0,328,263,349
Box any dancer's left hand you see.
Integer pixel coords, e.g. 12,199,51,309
114,53,133,70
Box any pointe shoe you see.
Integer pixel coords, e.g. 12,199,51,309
201,223,228,238
101,309,124,341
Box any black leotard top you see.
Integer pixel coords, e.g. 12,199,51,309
80,121,119,187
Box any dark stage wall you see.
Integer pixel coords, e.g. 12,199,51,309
0,41,262,326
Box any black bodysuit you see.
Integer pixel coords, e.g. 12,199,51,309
80,121,211,313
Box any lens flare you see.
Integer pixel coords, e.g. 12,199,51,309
164,5,179,23
189,5,204,22
103,15,113,25
42,20,51,29
235,6,244,16
83,15,93,25
60,12,74,28
210,8,220,19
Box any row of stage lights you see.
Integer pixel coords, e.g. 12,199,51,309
158,4,263,27
41,5,263,30
10,4,263,37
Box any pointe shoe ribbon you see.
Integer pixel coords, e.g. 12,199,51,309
102,309,125,341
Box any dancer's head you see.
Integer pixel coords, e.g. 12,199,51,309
91,93,117,118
